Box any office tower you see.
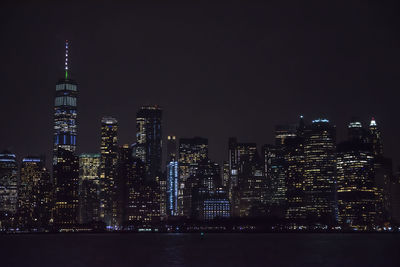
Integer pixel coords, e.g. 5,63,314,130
303,119,337,224
0,151,18,229
262,145,286,207
284,136,306,220
191,188,230,221
275,124,297,146
125,181,161,229
166,136,178,216
178,137,208,216
369,117,383,156
115,145,134,227
124,155,161,228
167,161,178,216
167,135,177,160
347,118,369,142
99,117,118,228
336,141,379,229
222,161,229,188
368,117,392,222
390,167,400,224
53,148,79,227
373,156,392,222
53,40,78,162
18,157,52,230
78,153,101,224
228,138,258,216
136,105,162,181
182,160,223,218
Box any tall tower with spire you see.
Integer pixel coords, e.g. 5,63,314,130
53,40,78,162
369,117,383,156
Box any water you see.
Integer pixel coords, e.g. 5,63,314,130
0,233,398,267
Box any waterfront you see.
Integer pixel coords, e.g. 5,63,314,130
0,233,398,267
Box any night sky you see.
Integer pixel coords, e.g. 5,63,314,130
1,1,400,169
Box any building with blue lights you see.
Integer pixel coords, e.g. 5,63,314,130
167,160,179,216
166,135,178,216
192,188,230,221
53,40,78,163
135,105,163,182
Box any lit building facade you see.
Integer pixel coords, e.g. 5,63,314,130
99,117,118,228
303,119,337,223
228,138,258,216
167,161,179,216
18,157,52,230
53,148,79,227
126,181,161,228
79,153,101,224
136,105,162,181
0,151,18,229
275,124,297,146
166,135,178,216
369,117,383,156
192,188,230,221
262,144,286,207
336,141,379,229
284,137,307,220
53,40,78,163
178,137,208,216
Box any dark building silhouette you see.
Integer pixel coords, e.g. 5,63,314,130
135,105,163,182
53,148,79,228
369,117,384,156
228,138,263,217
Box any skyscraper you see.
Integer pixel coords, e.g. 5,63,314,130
79,153,101,224
53,148,80,227
136,105,162,181
99,117,118,228
228,138,258,216
369,117,383,156
303,119,337,224
166,135,178,216
178,137,208,216
336,141,379,229
275,124,297,146
262,144,286,207
18,156,52,230
0,151,18,229
53,40,78,162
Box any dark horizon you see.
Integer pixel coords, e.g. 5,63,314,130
1,1,400,168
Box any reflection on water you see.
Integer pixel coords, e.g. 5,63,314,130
0,233,398,267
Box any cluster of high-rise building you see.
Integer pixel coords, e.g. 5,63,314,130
1,42,400,232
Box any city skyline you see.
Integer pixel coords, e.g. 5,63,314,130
1,2,400,168
2,3,400,267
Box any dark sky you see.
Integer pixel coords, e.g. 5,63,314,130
1,1,400,169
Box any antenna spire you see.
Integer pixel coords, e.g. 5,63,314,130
65,40,69,80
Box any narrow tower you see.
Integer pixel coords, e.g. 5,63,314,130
53,40,78,162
